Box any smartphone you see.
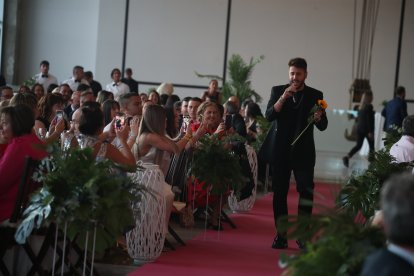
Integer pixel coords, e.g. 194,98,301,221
224,114,233,130
115,113,126,130
56,110,64,121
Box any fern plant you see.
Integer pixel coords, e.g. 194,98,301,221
16,144,145,252
338,149,413,219
195,54,264,103
189,134,245,195
280,211,385,276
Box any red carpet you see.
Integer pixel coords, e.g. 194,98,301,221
128,183,339,276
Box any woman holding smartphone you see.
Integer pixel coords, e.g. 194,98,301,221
34,93,68,142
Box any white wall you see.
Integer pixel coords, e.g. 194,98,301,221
18,0,100,83
15,0,414,152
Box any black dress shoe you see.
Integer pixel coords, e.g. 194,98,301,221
271,235,287,249
296,239,306,250
342,156,349,167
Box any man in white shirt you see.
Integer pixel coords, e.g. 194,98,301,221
62,65,89,92
106,68,130,101
390,115,414,163
34,60,58,91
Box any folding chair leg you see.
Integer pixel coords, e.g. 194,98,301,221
168,225,186,246
164,238,176,250
220,210,236,229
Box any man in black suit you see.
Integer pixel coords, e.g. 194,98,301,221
265,57,328,249
361,173,414,275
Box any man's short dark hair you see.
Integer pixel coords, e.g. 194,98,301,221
73,65,84,71
288,57,307,71
395,86,406,97
189,97,202,103
84,71,93,78
224,100,238,115
402,115,414,137
119,92,139,108
111,68,121,77
40,60,50,67
77,84,91,93
381,173,414,246
182,96,192,103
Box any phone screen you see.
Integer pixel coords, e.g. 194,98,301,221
115,114,125,129
56,110,64,120
225,114,232,130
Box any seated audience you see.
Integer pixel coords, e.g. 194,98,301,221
76,102,135,168
1,86,14,102
132,104,192,233
148,89,160,105
186,101,230,230
18,85,31,94
245,101,264,142
96,90,114,105
361,172,414,275
31,83,45,101
35,93,67,141
223,100,247,137
389,115,414,163
0,104,47,223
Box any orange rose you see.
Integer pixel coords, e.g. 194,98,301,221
318,99,328,109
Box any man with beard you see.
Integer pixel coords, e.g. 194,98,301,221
264,57,328,250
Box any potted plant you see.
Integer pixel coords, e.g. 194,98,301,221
195,54,264,104
15,144,144,253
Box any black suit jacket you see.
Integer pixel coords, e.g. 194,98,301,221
361,248,414,276
264,84,328,169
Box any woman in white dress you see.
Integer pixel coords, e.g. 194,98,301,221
133,104,196,231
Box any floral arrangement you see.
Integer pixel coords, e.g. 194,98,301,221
291,99,328,146
15,144,144,253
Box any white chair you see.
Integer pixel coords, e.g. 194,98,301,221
126,163,166,262
228,144,258,213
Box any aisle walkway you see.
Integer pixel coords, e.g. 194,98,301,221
128,182,339,276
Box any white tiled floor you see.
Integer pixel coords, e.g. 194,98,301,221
314,150,369,183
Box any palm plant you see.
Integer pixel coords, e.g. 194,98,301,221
195,54,264,103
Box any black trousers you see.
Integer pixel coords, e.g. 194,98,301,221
271,163,315,232
348,130,374,158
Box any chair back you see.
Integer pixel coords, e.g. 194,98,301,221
10,157,40,223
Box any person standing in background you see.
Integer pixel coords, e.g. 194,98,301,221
381,86,407,132
343,91,375,167
62,65,89,92
121,68,138,93
106,68,130,101
34,60,58,92
264,57,328,250
84,71,102,97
